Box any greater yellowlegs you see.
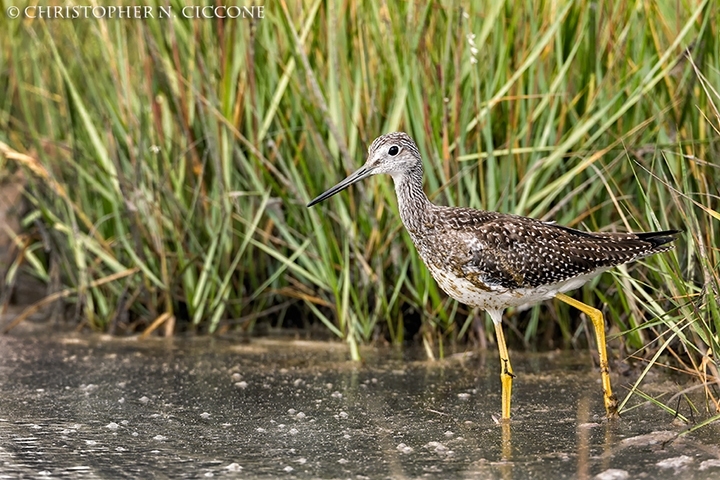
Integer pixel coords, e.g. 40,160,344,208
308,132,679,420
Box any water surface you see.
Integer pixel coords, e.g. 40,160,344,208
0,325,718,479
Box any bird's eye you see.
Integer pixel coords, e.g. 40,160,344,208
388,145,399,156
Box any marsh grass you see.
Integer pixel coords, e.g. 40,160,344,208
1,1,719,415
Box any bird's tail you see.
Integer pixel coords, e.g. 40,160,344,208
636,229,681,249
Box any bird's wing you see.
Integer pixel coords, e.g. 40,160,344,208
440,210,671,290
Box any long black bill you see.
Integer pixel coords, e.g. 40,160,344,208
307,166,374,207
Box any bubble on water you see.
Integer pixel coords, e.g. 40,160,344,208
396,443,414,454
657,456,692,470
594,469,629,480
700,459,720,471
424,441,448,454
578,422,601,429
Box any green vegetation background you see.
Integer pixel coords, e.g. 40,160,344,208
1,1,718,410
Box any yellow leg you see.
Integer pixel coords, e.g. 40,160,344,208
493,321,514,420
556,293,619,418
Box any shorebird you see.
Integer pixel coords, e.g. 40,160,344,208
307,132,678,420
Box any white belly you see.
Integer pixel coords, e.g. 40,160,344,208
427,265,606,311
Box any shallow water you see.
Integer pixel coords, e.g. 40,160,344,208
0,325,718,479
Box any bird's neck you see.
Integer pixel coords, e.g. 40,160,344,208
392,167,433,235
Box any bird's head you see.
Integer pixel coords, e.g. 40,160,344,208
307,132,421,207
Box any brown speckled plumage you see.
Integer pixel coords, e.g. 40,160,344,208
406,205,675,294
308,131,679,419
